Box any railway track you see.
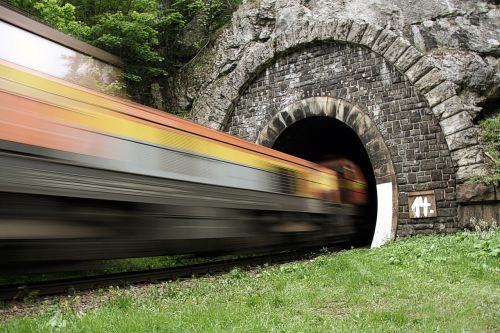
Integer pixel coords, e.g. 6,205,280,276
0,250,327,301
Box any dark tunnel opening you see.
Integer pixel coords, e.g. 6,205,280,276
272,116,378,246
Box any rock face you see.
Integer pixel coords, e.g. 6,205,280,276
174,0,496,180
175,0,499,118
171,0,499,236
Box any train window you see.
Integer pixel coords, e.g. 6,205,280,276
0,20,125,96
275,167,297,194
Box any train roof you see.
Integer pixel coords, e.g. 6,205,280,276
1,58,336,176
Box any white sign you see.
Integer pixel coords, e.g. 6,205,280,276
408,191,437,219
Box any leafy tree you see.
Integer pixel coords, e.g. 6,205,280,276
3,0,37,14
3,0,240,108
33,0,90,39
90,9,166,102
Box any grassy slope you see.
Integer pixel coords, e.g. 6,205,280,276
2,230,499,332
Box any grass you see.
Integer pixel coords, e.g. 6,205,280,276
1,230,499,332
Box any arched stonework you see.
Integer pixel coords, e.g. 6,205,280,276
255,98,394,183
227,42,458,238
190,18,485,184
255,97,399,241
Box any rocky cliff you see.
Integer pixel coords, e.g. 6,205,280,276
174,0,498,121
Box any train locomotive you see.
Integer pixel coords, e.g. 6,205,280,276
0,7,369,271
0,59,368,268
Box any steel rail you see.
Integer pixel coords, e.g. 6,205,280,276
0,250,328,301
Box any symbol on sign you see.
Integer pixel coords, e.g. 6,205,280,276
411,196,434,218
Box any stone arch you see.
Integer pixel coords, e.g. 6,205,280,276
255,97,398,244
190,18,485,184
223,40,461,238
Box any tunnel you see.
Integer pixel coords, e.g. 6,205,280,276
271,116,378,246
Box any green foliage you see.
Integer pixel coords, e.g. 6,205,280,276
157,0,240,72
89,9,166,102
91,11,163,63
2,0,37,14
4,0,240,108
27,0,165,104
33,0,90,39
470,115,500,185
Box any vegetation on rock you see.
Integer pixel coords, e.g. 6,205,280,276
473,115,500,185
3,0,240,107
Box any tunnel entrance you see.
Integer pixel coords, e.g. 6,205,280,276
272,116,377,246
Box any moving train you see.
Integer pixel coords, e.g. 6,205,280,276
0,6,368,271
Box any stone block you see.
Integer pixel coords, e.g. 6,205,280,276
383,37,410,64
317,22,331,42
373,162,392,179
414,68,446,94
420,159,436,170
331,99,349,123
413,223,435,230
290,106,306,122
456,163,488,183
347,110,368,135
432,95,464,121
368,150,390,170
295,23,314,44
451,145,484,167
394,46,422,72
405,57,434,83
308,22,324,42
424,81,458,108
446,128,479,151
371,29,398,55
270,114,286,134
323,98,339,118
323,97,337,117
278,110,294,127
320,19,339,41
333,19,353,41
439,111,473,136
265,121,280,138
257,133,273,147
456,183,496,202
346,21,368,44
274,31,295,53
301,98,328,116
362,127,384,151
353,111,373,137
359,24,383,47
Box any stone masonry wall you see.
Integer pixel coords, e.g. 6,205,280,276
227,42,458,236
174,0,497,186
173,0,499,236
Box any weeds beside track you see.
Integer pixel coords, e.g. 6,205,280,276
1,230,499,332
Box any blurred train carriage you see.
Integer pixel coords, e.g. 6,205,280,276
0,5,369,271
